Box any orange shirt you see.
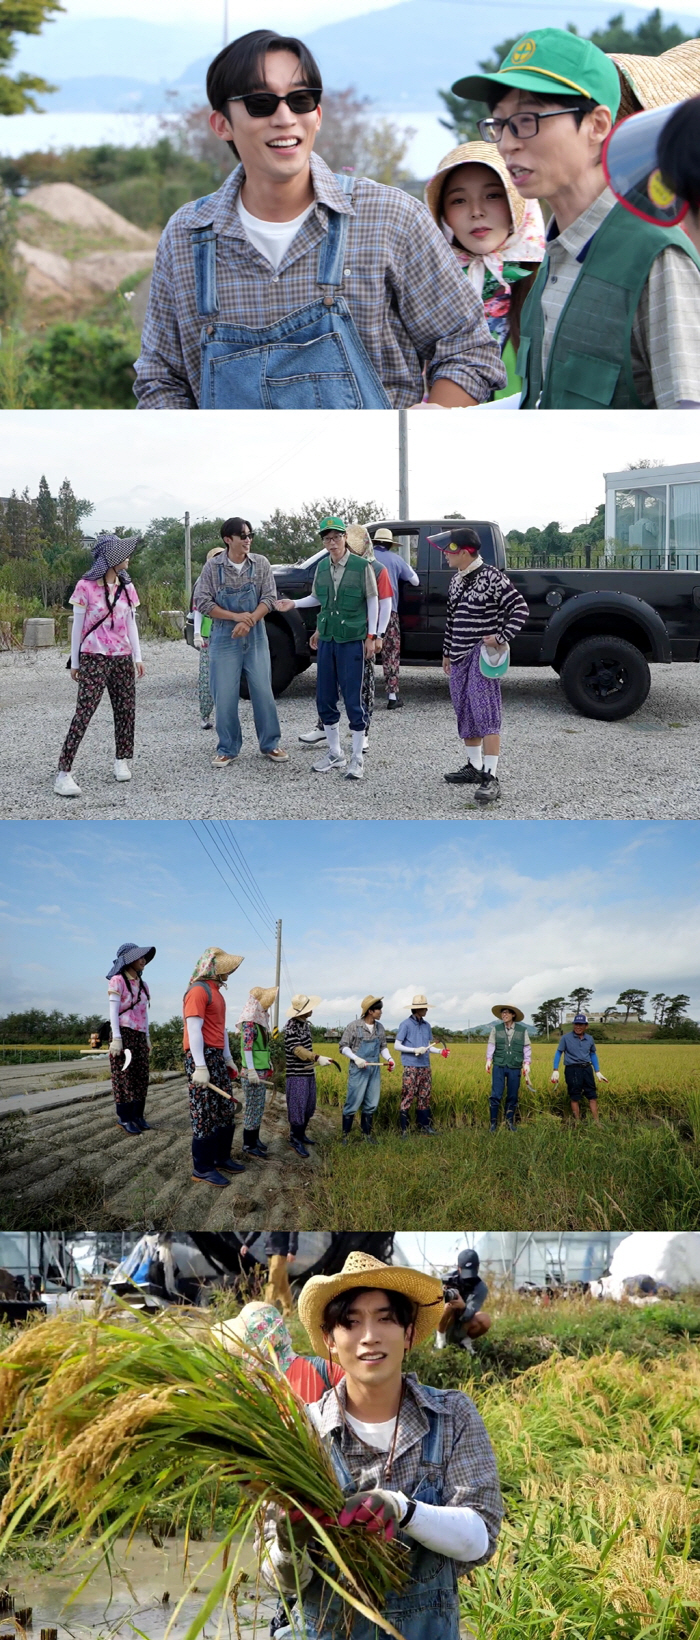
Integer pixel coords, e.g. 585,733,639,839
183,980,226,1052
286,1355,344,1403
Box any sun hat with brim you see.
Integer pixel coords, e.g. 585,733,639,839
345,524,374,560
106,942,156,979
428,527,481,556
361,995,383,1016
492,1003,525,1022
479,640,510,680
425,141,527,233
319,515,346,536
298,1252,444,1357
84,533,142,582
609,39,700,118
373,528,399,545
602,104,689,226
287,993,322,1020
452,28,621,118
411,993,429,1009
210,1303,295,1374
189,948,245,985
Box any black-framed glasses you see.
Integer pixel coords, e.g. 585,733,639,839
226,88,322,119
477,107,585,142
238,530,254,541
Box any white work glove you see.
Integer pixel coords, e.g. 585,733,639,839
191,1065,210,1087
550,1069,560,1084
246,1068,260,1085
485,1060,492,1074
354,1057,368,1070
595,1072,608,1083
224,1060,239,1079
317,1056,333,1067
385,1058,395,1072
109,1036,123,1057
193,634,205,650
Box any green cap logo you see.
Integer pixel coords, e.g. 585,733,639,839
507,37,537,67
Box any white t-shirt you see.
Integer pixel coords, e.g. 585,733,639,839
236,197,315,272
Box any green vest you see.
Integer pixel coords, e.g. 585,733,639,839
517,203,700,409
493,1020,526,1068
241,1021,271,1071
315,552,368,643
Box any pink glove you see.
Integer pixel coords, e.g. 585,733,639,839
441,1048,449,1058
337,1490,403,1540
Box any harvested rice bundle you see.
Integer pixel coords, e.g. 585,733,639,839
0,1312,408,1633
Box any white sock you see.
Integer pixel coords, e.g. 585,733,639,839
351,730,365,760
466,746,483,770
325,724,342,758
483,754,499,775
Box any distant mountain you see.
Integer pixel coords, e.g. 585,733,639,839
16,1,700,115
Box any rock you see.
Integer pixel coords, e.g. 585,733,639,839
16,240,155,307
159,610,185,634
22,183,156,248
23,618,55,648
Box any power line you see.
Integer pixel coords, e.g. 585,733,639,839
187,822,276,952
221,821,278,929
200,821,276,947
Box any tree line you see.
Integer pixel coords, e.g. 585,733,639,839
532,987,697,1039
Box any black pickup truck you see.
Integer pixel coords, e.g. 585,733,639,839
190,519,700,721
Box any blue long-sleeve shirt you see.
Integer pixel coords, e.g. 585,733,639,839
553,1031,600,1070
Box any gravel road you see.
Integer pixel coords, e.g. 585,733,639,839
2,1071,330,1231
3,639,700,819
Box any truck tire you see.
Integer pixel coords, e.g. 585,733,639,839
240,621,297,700
559,634,651,721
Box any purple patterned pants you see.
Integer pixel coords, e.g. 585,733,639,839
448,646,502,739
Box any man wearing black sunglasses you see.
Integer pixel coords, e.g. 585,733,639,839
135,28,505,410
453,28,700,410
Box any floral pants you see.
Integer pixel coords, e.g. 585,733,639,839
198,643,213,722
400,1066,432,1111
241,1069,271,1128
58,653,135,770
111,1024,150,1108
184,1045,235,1137
381,611,401,696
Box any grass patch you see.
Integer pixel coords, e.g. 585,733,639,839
293,1117,700,1230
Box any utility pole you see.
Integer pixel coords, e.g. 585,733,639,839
273,919,282,1031
397,410,410,565
184,511,192,604
223,0,228,47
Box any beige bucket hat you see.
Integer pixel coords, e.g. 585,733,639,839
298,1252,444,1356
425,141,528,234
492,1003,525,1022
360,994,383,1016
287,993,322,1020
373,527,398,545
411,993,429,1009
609,40,700,118
251,985,278,1012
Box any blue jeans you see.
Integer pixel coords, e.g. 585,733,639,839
490,1064,521,1125
316,638,366,732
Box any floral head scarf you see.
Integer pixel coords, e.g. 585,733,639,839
216,1302,295,1374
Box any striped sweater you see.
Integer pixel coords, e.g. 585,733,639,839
284,1016,317,1077
443,563,529,662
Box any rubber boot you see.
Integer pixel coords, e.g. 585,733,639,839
116,1101,140,1136
191,1133,230,1188
400,1110,410,1138
215,1123,245,1174
132,1100,152,1132
289,1122,310,1159
243,1127,268,1160
505,1099,518,1133
360,1112,377,1144
341,1113,354,1145
417,1107,438,1135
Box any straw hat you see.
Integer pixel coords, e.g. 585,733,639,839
609,40,700,118
424,142,527,234
492,1003,525,1022
411,993,429,1009
373,528,398,545
298,1252,444,1356
361,995,383,1016
287,993,322,1020
213,950,245,978
251,985,278,1012
346,524,373,559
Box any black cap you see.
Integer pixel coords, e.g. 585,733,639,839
458,1249,479,1273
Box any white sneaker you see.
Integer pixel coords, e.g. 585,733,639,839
54,770,81,797
114,760,132,782
363,737,370,753
345,756,364,781
299,727,326,744
312,751,347,774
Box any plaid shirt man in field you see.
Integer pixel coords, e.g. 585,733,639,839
134,28,506,410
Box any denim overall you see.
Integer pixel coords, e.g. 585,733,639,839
190,175,392,410
343,1030,382,1123
207,558,281,758
281,1394,460,1640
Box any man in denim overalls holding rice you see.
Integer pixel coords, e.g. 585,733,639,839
262,1251,502,1639
134,29,505,409
194,517,288,767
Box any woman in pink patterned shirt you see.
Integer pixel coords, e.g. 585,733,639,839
106,940,156,1135
54,533,144,799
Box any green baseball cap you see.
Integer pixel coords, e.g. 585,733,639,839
452,28,621,119
318,514,346,535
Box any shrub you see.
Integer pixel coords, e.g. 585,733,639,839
24,321,139,408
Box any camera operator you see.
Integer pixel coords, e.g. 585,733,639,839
435,1249,492,1353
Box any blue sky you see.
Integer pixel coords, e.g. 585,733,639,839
1,820,697,1029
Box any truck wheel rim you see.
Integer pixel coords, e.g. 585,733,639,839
583,660,627,699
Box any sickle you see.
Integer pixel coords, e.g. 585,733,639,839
121,1048,132,1071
